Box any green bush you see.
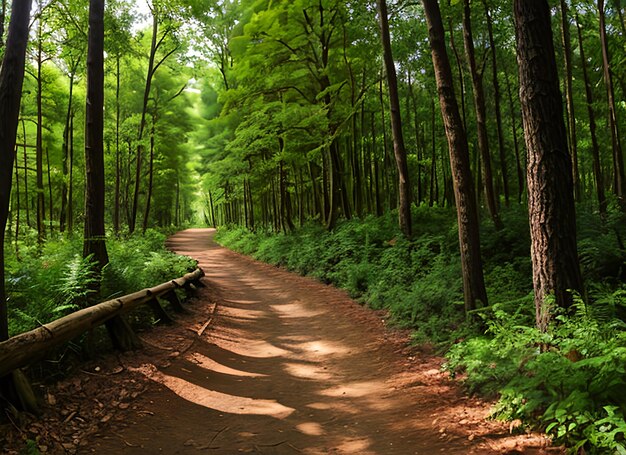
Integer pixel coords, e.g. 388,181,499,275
5,229,196,336
216,205,626,452
446,295,626,453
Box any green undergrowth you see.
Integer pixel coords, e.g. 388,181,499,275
4,229,196,337
216,204,626,453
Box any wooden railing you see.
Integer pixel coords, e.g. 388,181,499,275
0,267,205,379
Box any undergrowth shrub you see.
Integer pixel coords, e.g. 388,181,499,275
216,210,467,342
216,204,626,452
5,229,196,336
446,294,626,453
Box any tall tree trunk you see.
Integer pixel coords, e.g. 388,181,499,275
83,0,109,271
142,111,156,233
423,0,489,312
68,112,74,234
0,0,32,410
514,0,583,332
430,98,437,206
21,118,30,228
14,144,19,253
560,0,580,201
576,12,606,216
462,0,501,229
36,21,45,243
447,5,467,131
45,145,52,233
483,0,510,207
0,0,33,339
504,66,525,203
114,54,121,234
376,0,412,238
599,0,626,203
60,68,76,233
131,10,164,233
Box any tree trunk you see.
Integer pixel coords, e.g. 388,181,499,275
114,55,121,234
560,0,580,202
447,6,467,132
514,0,583,331
21,118,30,228
142,111,157,233
599,0,626,203
131,11,161,233
83,0,109,272
504,66,525,203
462,0,501,229
483,0,510,207
45,146,52,233
576,11,606,216
423,0,488,312
60,67,76,233
68,112,74,234
36,21,45,243
0,1,33,416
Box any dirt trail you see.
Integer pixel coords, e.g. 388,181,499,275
79,228,556,454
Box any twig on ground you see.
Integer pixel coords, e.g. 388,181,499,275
113,431,138,447
197,302,219,337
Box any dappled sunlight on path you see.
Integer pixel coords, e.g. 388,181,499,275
88,228,554,454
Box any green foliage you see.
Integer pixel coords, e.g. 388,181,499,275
446,294,626,453
216,210,467,343
5,230,196,336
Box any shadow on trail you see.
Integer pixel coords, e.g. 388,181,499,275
89,228,545,455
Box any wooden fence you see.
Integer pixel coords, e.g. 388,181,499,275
0,267,205,380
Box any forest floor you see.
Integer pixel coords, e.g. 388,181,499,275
2,228,562,454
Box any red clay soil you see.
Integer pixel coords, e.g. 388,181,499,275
2,228,563,454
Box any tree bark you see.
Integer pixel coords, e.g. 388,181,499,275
83,0,109,271
560,0,580,202
142,111,157,233
377,0,412,237
599,0,625,203
576,11,606,216
60,66,76,233
482,0,510,207
462,0,501,229
0,0,32,341
423,0,488,312
36,20,45,243
114,54,121,234
514,0,583,331
503,65,524,203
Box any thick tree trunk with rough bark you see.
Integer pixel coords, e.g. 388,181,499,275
422,0,488,312
377,0,412,238
0,0,33,409
84,0,109,271
514,0,583,331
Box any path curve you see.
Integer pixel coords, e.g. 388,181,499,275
89,228,554,454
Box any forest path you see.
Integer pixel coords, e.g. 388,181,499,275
87,228,554,455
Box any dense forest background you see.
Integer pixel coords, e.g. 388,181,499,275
2,0,626,452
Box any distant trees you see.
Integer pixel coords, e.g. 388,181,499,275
3,0,625,331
